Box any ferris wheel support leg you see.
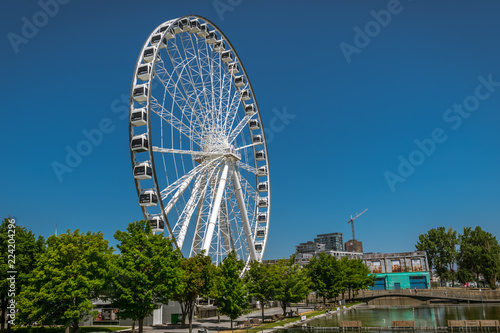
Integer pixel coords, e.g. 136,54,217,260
176,174,204,249
163,173,196,216
231,167,258,262
191,178,206,257
202,163,229,254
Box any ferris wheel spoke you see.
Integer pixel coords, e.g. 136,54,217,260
236,161,257,175
153,62,205,136
159,159,217,200
223,90,243,135
164,38,206,130
201,163,229,253
231,167,257,261
150,97,204,145
227,115,253,144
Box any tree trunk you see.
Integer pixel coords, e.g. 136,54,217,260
71,321,79,333
261,301,265,323
1,293,6,333
180,302,186,328
65,326,70,333
132,320,135,333
188,305,194,333
280,300,287,316
230,318,233,332
138,317,144,333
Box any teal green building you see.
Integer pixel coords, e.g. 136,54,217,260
371,271,430,290
363,251,430,290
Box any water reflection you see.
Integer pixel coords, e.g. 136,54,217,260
302,304,500,328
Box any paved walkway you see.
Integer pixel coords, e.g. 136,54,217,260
142,306,315,333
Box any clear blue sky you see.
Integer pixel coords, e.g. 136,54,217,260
2,0,500,260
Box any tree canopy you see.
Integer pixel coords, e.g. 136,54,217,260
18,230,112,333
457,226,500,289
214,251,249,329
172,252,215,332
109,220,182,333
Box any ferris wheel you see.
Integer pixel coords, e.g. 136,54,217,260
129,16,270,265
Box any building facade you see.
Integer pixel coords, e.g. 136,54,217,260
363,251,430,290
344,239,363,253
314,232,344,251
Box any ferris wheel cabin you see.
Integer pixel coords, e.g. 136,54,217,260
254,242,263,251
206,31,217,44
139,189,158,207
256,228,266,238
133,84,149,102
148,215,165,232
228,62,240,75
131,134,149,152
240,89,251,101
255,150,266,161
197,24,209,37
221,51,233,63
245,104,256,116
130,108,147,127
158,25,175,39
249,119,260,130
137,64,152,81
190,19,201,34
258,181,269,192
179,18,191,32
234,76,246,87
258,197,269,208
143,47,155,63
257,166,268,177
150,33,166,48
252,135,263,144
133,162,152,180
257,213,267,223
214,40,226,53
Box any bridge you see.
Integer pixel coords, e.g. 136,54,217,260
353,289,500,304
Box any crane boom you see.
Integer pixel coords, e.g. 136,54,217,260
347,208,368,252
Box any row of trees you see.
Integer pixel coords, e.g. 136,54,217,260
1,218,375,333
416,226,500,289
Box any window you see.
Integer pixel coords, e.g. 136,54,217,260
391,259,401,272
412,259,422,272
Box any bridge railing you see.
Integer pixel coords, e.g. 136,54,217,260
356,289,499,301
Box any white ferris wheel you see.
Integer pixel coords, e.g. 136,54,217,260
129,15,270,265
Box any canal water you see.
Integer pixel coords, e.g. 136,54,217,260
301,304,500,328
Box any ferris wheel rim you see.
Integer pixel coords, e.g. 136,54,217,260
128,15,271,263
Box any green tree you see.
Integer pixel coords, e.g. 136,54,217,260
306,253,344,304
215,251,249,330
109,220,182,333
173,252,215,332
340,257,375,299
245,260,281,322
415,227,458,286
0,218,45,333
275,256,310,316
457,226,500,289
18,230,112,333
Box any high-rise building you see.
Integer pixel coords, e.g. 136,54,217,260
314,232,344,252
344,239,363,253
